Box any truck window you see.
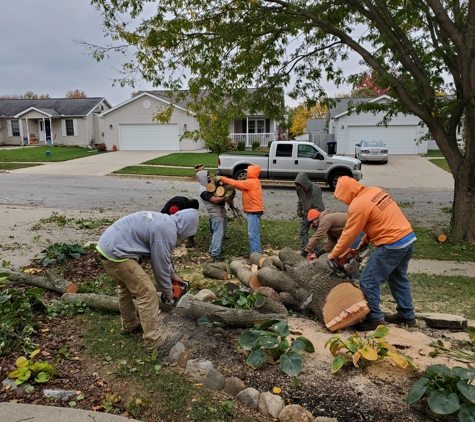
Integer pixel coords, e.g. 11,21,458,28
276,143,293,157
297,145,316,158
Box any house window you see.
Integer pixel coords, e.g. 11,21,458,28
65,119,74,136
11,120,20,136
248,119,265,134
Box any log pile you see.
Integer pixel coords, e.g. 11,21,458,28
230,248,370,331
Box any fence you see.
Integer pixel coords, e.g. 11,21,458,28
309,132,335,153
229,133,276,148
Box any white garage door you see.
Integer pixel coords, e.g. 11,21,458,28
119,124,179,151
346,126,418,155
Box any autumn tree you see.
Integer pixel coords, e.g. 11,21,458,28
290,103,328,137
0,92,50,99
88,0,475,241
65,90,87,98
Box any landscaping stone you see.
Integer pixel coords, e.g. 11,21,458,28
43,389,76,401
177,351,193,368
184,359,214,381
204,368,225,391
236,387,260,410
278,404,313,421
223,376,246,396
258,391,285,418
314,417,339,422
168,341,185,362
194,289,217,301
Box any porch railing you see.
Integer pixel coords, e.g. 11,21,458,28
229,133,276,148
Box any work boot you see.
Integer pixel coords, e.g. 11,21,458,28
352,317,384,332
384,313,416,327
120,325,143,336
185,236,195,248
156,332,184,357
211,254,225,262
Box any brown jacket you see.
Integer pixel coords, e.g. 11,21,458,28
305,210,347,253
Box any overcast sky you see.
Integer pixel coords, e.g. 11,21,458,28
0,0,356,108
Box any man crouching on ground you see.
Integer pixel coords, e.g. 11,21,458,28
96,208,199,353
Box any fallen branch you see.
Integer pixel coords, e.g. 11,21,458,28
3,268,77,294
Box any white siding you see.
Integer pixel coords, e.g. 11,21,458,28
119,124,179,150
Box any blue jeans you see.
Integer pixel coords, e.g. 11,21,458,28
299,217,317,252
247,212,262,254
358,243,415,321
209,216,224,256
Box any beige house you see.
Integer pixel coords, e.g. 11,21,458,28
101,90,282,151
0,98,111,147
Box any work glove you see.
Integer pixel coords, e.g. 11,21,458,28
316,249,326,258
225,189,233,198
215,176,222,182
300,250,308,258
306,252,318,262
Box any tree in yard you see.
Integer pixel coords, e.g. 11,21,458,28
88,0,474,241
65,89,87,98
290,103,328,137
0,92,50,99
351,70,390,98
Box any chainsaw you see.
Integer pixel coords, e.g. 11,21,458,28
327,245,371,278
161,280,189,307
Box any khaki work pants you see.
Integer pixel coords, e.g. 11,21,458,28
100,257,166,350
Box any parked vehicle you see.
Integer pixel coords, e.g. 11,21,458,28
217,141,363,190
355,140,389,164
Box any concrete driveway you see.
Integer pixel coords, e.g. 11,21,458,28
358,155,453,190
9,150,180,177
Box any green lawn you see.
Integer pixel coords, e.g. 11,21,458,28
0,163,43,170
112,166,198,177
143,152,218,167
426,150,444,157
0,146,103,162
430,158,451,173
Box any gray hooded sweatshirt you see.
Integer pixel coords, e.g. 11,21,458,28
295,172,325,216
97,209,199,297
197,170,227,218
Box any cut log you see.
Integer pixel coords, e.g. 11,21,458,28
230,260,259,288
272,257,285,271
203,262,229,280
61,293,287,328
207,182,217,192
215,186,226,197
254,295,287,314
250,264,259,273
255,286,282,304
3,269,77,294
416,312,468,329
438,234,447,243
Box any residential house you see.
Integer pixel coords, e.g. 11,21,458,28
101,89,283,151
0,98,111,147
327,95,429,155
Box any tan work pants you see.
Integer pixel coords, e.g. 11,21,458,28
100,257,166,350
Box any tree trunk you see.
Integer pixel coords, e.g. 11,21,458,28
3,269,77,294
230,260,260,288
61,293,287,328
450,159,475,242
203,262,229,280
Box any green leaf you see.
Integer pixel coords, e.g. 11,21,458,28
426,364,454,378
246,349,267,370
290,339,306,352
239,329,263,350
0,294,11,304
295,336,315,353
35,372,51,383
280,351,303,377
69,253,81,259
256,336,279,349
457,381,475,404
367,325,389,339
468,327,475,343
459,403,475,422
453,367,475,381
271,321,290,338
196,315,214,327
254,320,280,330
331,355,347,374
407,377,430,404
26,288,45,295
278,339,290,351
427,391,460,414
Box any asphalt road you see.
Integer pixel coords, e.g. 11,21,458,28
0,173,453,229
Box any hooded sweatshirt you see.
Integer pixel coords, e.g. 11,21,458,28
305,210,347,253
331,176,413,258
294,172,325,216
97,209,199,297
197,170,226,218
160,196,199,214
220,165,263,213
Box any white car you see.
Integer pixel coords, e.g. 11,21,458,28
355,140,388,164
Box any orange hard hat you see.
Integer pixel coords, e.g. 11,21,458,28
307,209,320,222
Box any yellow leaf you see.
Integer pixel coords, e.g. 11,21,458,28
352,351,362,368
360,345,378,361
30,349,40,359
16,356,28,368
110,328,115,334
273,387,281,394
386,352,408,369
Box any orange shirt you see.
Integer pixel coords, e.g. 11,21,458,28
220,165,264,213
331,176,413,258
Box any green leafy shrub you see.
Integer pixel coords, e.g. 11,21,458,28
251,141,260,150
429,328,475,362
238,320,314,376
9,349,57,385
0,276,45,354
268,140,273,149
37,243,85,266
407,364,475,421
212,286,264,309
47,300,90,318
237,141,246,151
325,325,418,373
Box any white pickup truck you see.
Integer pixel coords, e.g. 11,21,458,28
216,141,363,190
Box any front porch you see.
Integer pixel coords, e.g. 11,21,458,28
228,133,277,148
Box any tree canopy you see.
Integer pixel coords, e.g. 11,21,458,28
65,90,87,98
89,0,475,241
290,103,328,137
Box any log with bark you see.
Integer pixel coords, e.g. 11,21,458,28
203,262,229,280
2,268,78,294
61,293,287,328
244,247,370,331
230,260,261,289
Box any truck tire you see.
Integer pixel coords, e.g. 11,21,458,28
234,168,248,180
328,171,347,191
